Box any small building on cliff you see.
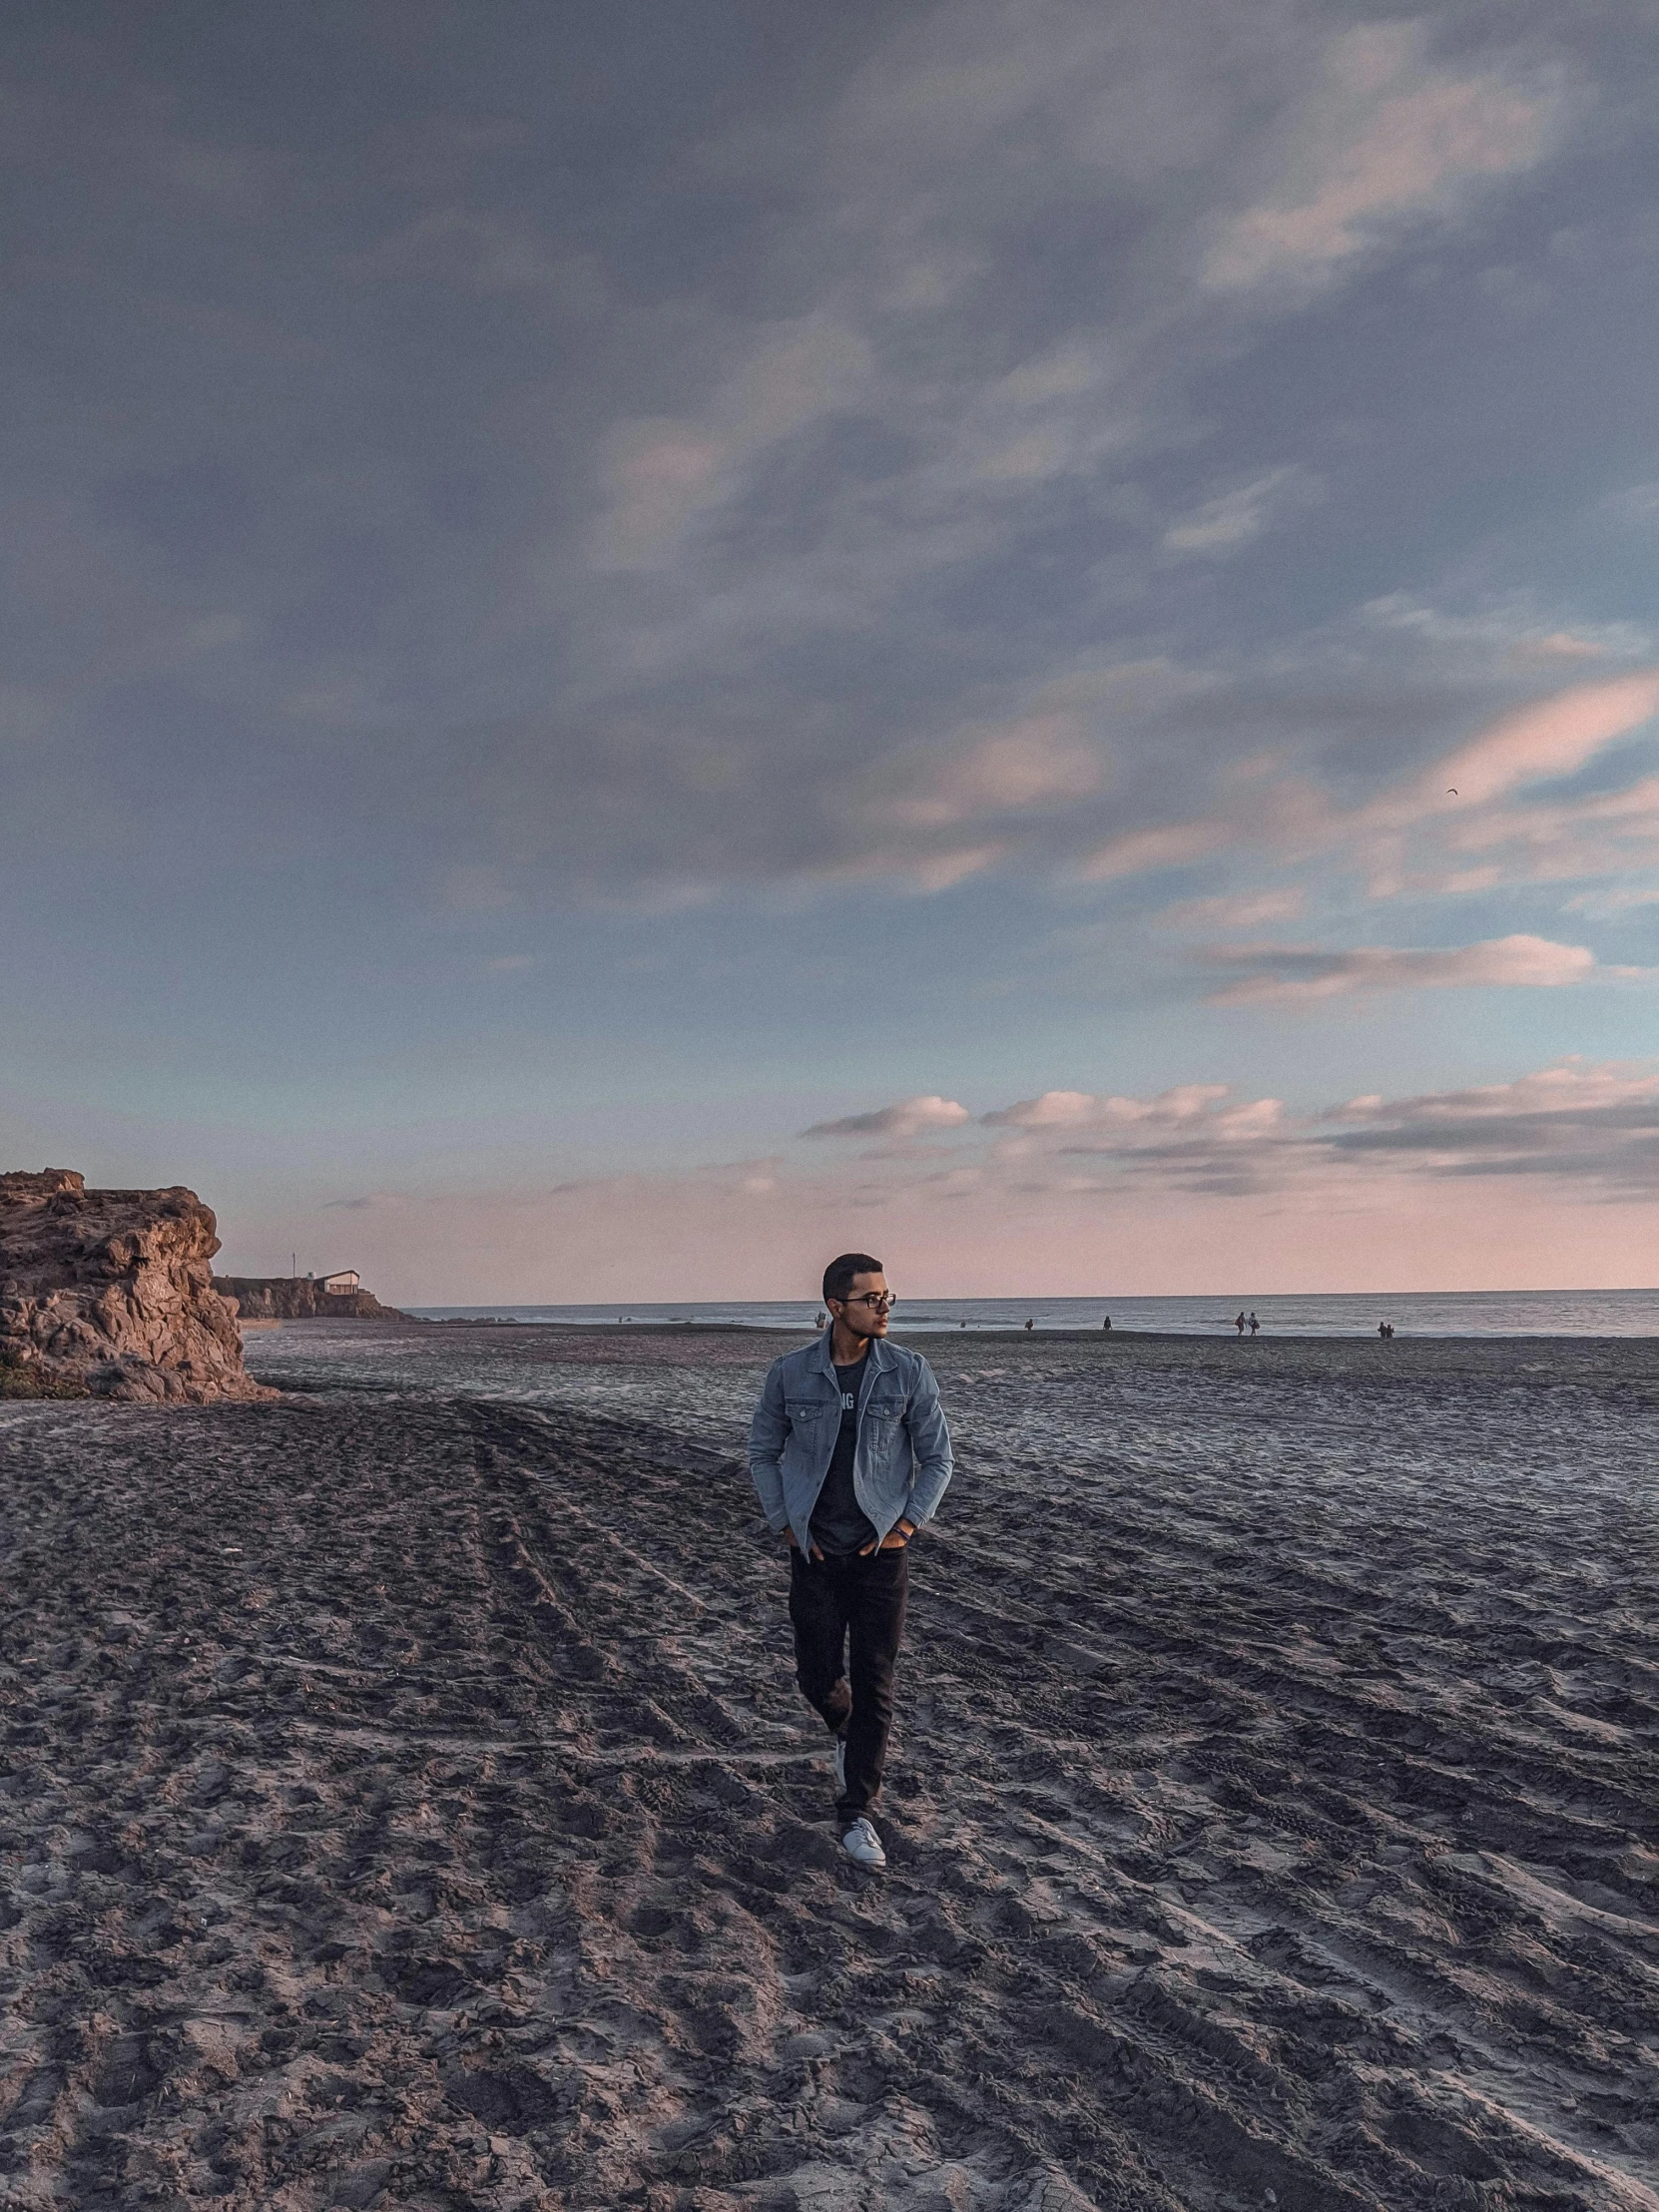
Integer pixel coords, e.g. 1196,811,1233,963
212,1272,404,1321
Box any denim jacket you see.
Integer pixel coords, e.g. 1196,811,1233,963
747,1329,953,1555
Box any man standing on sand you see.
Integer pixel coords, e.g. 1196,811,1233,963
748,1253,953,1870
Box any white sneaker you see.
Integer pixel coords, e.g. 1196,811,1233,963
841,1817,886,1870
831,1733,846,1791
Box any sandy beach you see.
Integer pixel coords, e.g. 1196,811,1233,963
2,1322,1657,2210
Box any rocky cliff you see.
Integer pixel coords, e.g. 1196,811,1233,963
212,1276,407,1322
0,1170,273,1402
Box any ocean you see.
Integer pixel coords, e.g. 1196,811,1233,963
408,1288,1659,1337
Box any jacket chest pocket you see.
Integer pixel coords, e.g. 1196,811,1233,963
785,1397,829,1428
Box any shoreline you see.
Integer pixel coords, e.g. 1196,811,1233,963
282,1312,1655,1344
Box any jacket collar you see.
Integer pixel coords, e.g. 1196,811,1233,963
815,1324,893,1382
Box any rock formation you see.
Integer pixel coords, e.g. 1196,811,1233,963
212,1275,407,1322
0,1170,273,1402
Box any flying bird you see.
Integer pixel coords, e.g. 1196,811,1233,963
1446,787,1458,796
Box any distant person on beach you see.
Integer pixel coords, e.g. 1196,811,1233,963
1024,1317,1033,1331
748,1253,953,1872
1235,1312,1246,1336
1249,1312,1260,1336
1102,1315,1111,1332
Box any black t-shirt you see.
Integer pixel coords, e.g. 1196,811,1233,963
809,1357,878,1556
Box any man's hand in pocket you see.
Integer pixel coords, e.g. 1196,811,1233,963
859,1520,915,1556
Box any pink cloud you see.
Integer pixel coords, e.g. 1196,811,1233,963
295,1061,1659,1303
1203,932,1596,1006
1328,1058,1659,1130
804,1094,972,1138
984,1083,1232,1130
889,714,1106,829
1403,671,1659,810
1514,632,1605,662
588,423,725,569
1157,888,1306,930
1078,819,1233,881
588,313,873,570
1086,670,1659,905
824,839,1008,893
1204,24,1557,294
1565,886,1659,917
1430,771,1659,885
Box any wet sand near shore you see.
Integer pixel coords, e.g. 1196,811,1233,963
2,1326,1657,2210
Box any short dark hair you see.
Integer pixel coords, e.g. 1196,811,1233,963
823,1252,883,1305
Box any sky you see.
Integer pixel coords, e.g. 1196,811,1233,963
3,0,1658,1302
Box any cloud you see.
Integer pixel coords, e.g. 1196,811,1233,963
889,842,1008,892
1515,633,1605,662
1202,933,1598,1006
1077,819,1234,882
15,0,1659,1325
447,653,1202,904
1319,1061,1659,1189
1563,886,1659,917
1360,596,1654,671
1421,773,1659,891
1204,23,1560,293
1157,888,1305,930
887,714,1107,829
775,1058,1659,1226
587,423,728,574
1162,467,1317,556
984,1083,1233,1130
534,3,1577,749
0,2,1640,991
1043,670,1659,910
1400,672,1659,811
276,1059,1659,1303
344,207,583,294
803,1095,972,1139
587,314,874,572
1361,595,1652,665
23,0,1593,932
969,1059,1659,1202
1357,670,1659,896
982,1088,1097,1129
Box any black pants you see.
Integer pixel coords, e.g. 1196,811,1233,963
788,1546,908,1827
